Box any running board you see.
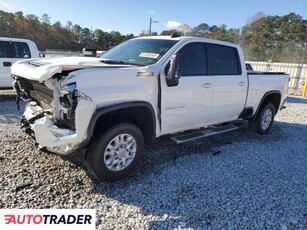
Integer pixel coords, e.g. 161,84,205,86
171,123,244,144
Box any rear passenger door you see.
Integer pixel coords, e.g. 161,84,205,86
0,41,13,87
206,43,247,123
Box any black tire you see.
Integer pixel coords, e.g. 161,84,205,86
86,123,144,182
250,103,275,134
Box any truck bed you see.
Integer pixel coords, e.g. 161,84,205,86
246,72,289,114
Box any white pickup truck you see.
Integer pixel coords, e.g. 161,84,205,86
11,35,288,181
0,37,40,88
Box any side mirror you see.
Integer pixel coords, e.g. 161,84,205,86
166,54,181,87
39,53,45,58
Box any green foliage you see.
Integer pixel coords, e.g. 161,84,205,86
242,13,307,63
161,24,240,43
160,12,306,63
0,10,134,51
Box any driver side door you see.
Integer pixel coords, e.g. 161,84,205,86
160,42,213,135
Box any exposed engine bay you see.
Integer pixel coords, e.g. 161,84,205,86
13,75,79,131
11,74,95,154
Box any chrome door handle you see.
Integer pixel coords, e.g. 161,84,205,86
239,81,245,86
202,83,212,88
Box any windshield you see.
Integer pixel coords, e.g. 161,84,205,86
101,39,178,66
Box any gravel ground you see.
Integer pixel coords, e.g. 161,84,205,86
0,89,306,230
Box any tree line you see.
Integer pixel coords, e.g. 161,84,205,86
0,10,134,51
159,12,307,63
0,10,306,63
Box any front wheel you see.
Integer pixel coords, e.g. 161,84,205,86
250,103,276,134
86,123,144,181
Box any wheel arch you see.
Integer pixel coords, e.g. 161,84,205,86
86,101,156,146
254,91,281,119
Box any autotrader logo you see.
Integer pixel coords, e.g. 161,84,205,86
5,214,92,224
0,209,96,230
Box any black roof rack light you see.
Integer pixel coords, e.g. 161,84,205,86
171,32,181,38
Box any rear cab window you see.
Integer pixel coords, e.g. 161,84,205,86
206,43,241,75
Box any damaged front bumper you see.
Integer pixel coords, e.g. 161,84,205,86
21,99,96,155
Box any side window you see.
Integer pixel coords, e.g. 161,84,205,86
178,42,207,76
206,43,241,75
11,42,31,59
0,41,11,58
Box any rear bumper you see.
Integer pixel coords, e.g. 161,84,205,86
22,100,96,155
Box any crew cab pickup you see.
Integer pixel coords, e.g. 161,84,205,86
0,37,40,88
11,35,288,181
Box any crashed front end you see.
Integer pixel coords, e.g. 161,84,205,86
12,74,96,155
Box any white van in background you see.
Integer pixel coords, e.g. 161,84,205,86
0,37,40,88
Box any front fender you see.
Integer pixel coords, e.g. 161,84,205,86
85,101,156,144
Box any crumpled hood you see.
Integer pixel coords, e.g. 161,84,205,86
11,56,129,83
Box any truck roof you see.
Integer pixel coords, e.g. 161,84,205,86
0,36,39,49
134,35,240,48
0,37,35,43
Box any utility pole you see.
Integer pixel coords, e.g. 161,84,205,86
148,18,158,35
149,17,152,35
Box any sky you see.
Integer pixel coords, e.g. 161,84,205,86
1,0,307,35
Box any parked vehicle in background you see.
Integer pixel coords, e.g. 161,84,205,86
82,48,107,57
82,48,97,57
0,37,40,88
11,35,289,181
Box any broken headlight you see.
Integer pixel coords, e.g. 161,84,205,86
64,82,77,92
55,82,78,130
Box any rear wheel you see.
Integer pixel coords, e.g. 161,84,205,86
86,123,144,181
250,103,275,134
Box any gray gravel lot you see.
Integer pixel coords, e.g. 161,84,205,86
0,89,306,230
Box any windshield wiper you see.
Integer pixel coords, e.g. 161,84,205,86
100,59,130,65
100,59,145,66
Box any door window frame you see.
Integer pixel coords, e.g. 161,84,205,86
0,41,32,59
0,41,13,58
